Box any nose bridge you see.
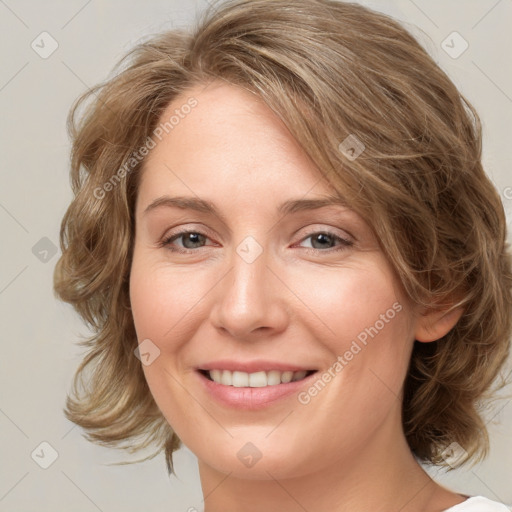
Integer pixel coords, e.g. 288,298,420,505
211,233,286,337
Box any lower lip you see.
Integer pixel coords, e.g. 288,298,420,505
196,370,317,410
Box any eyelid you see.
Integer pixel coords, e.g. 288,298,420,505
293,223,354,244
159,222,353,244
160,223,215,240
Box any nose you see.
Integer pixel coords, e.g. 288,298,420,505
209,238,289,339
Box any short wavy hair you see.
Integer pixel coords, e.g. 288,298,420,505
54,0,512,475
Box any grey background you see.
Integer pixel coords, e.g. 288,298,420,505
0,0,511,510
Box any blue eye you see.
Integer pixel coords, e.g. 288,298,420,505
298,231,353,252
160,231,212,252
160,230,353,254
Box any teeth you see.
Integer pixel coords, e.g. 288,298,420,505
281,370,293,383
267,370,282,386
291,370,308,382
207,369,310,387
233,371,249,387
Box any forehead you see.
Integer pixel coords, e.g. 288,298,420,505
136,81,338,212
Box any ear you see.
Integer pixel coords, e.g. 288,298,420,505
414,303,464,343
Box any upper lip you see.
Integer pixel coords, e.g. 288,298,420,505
197,360,317,373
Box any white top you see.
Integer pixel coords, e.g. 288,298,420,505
444,496,511,511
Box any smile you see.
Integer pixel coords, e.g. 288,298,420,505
199,369,317,387
195,364,319,410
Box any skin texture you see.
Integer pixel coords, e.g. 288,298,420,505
130,81,466,512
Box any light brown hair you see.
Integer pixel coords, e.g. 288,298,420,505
54,0,512,475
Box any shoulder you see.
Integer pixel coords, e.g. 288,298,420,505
444,496,511,512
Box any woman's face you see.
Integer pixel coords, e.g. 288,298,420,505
130,80,422,480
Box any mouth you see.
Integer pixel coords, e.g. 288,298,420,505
195,363,320,410
197,368,317,387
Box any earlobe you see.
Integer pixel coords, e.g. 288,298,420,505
415,305,464,343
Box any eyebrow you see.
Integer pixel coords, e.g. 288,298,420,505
143,195,349,222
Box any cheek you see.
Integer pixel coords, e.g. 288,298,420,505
289,261,414,399
288,261,409,345
129,257,210,345
129,258,205,431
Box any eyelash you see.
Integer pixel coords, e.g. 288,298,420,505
159,229,353,255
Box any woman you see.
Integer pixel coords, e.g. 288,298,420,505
54,0,512,510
